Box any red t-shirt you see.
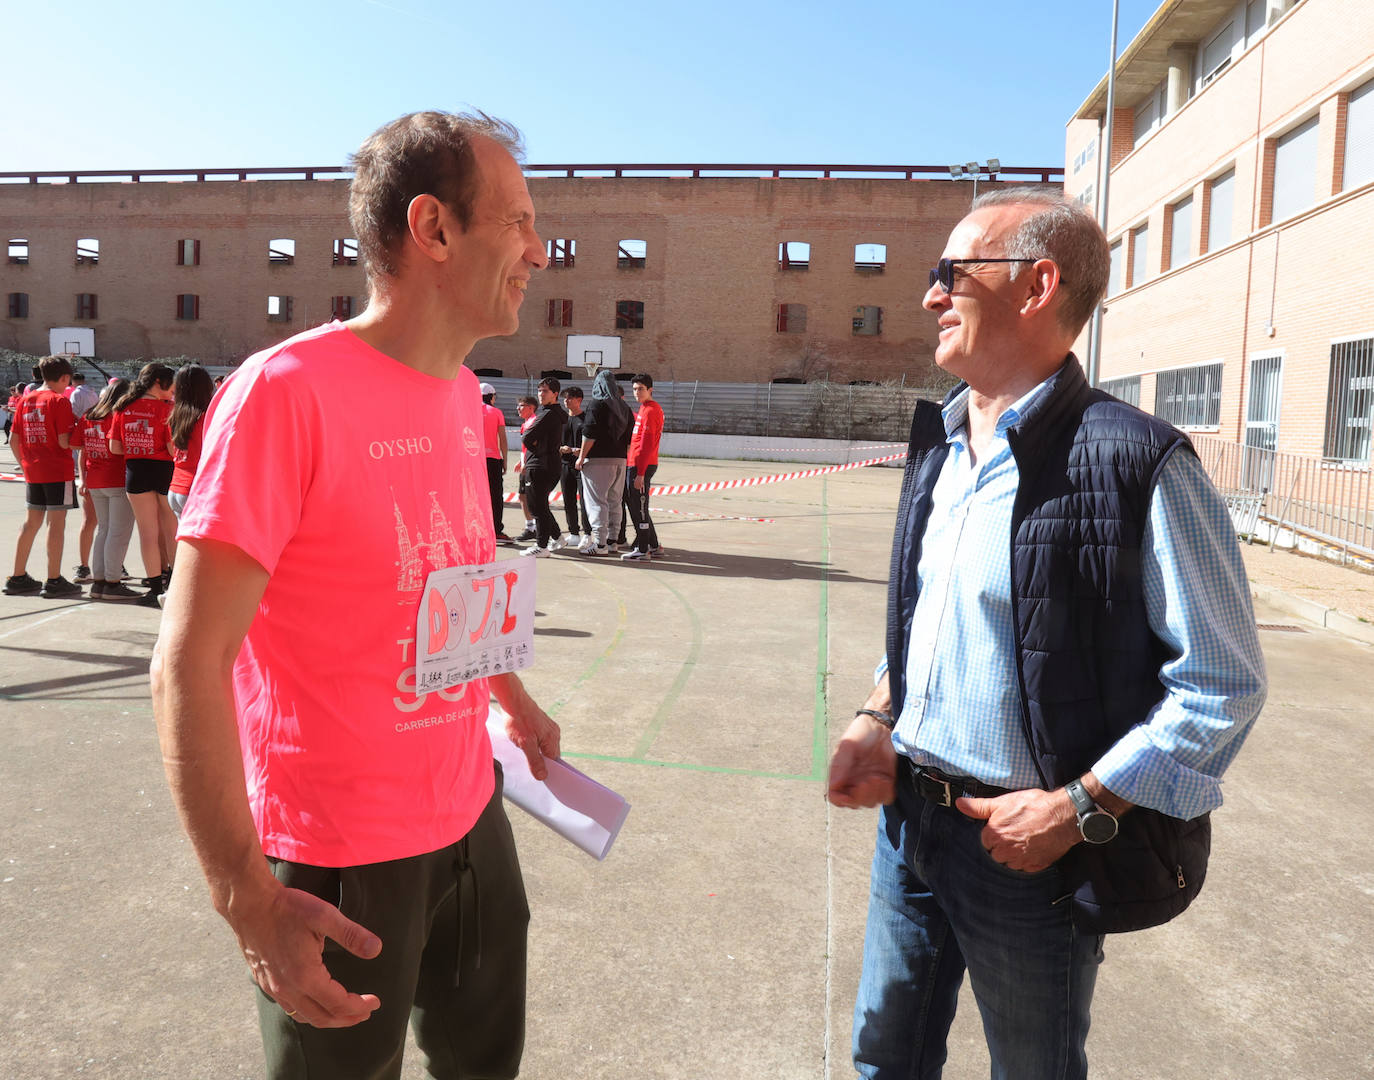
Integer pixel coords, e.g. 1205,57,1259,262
169,414,204,495
77,414,125,490
112,397,173,460
14,388,76,483
628,398,664,470
177,322,497,867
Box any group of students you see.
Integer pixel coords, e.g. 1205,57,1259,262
3,356,215,605
481,369,664,560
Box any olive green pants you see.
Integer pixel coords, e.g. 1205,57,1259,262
257,765,529,1080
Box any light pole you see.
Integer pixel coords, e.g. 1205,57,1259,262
950,159,1001,202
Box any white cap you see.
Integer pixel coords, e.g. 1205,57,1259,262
479,382,496,396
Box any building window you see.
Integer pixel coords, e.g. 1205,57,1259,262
854,243,886,273
7,292,28,318
1133,82,1167,149
1130,224,1150,287
333,238,359,266
1200,19,1237,87
1101,375,1141,407
267,295,293,322
175,294,199,321
617,239,646,268
1322,337,1374,462
776,303,807,333
1205,169,1235,253
1269,115,1320,224
76,293,98,320
615,300,644,330
1155,363,1222,428
546,299,573,327
1072,141,1097,175
778,241,810,271
547,239,575,268
331,296,356,319
852,305,883,336
76,238,99,266
1075,184,1095,209
1245,0,1267,45
1107,240,1123,297
1342,77,1374,192
176,239,201,266
1168,194,1193,271
269,238,295,265
7,238,28,265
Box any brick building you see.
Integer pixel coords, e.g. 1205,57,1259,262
1,164,1059,385
1066,0,1374,462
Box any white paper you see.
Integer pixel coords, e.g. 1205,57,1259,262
487,715,630,861
415,560,536,694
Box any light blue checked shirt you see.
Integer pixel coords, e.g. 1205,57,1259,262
877,382,1266,820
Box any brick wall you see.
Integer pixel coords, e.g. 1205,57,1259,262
0,173,1051,385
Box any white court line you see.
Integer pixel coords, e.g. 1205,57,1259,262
0,605,84,641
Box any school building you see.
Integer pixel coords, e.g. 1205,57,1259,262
1065,0,1374,466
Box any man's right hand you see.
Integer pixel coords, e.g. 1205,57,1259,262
228,878,383,1029
827,712,897,808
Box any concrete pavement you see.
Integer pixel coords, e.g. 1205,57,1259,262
2,447,1371,1079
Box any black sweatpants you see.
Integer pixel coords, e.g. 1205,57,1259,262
560,463,591,535
622,464,658,552
522,464,561,548
486,458,504,535
256,766,529,1080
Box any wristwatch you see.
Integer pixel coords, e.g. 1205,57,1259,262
1065,779,1118,844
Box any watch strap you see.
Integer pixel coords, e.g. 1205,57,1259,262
855,708,895,730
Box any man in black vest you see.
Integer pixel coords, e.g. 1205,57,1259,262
827,190,1266,1079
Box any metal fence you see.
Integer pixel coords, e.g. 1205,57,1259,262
1193,434,1374,560
484,376,946,443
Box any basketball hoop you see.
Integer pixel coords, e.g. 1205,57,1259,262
582,349,603,379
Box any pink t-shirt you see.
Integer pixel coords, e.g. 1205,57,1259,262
178,322,497,866
481,402,504,460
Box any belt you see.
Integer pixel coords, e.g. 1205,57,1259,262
902,758,1014,807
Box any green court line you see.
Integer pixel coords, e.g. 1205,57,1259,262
545,570,628,719
631,575,703,758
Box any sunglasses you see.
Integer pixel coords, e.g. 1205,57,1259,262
927,257,1037,293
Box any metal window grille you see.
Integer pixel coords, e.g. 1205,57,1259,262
615,300,644,329
1101,375,1140,407
1322,337,1374,462
547,239,575,268
1155,363,1222,428
778,241,810,271
332,238,358,267
777,303,807,333
546,299,572,327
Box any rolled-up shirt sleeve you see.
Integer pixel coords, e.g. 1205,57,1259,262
1091,450,1267,819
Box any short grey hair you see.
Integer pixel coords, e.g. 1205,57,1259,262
971,187,1109,336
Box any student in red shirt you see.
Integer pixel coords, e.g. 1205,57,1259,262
110,362,176,605
4,356,81,597
76,379,141,600
168,363,214,519
621,372,664,561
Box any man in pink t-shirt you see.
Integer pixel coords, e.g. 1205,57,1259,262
150,112,558,1078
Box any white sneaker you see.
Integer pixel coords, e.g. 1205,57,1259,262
547,536,563,553
577,537,597,554
620,549,650,561
520,545,550,558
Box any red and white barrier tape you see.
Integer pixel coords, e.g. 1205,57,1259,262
730,442,907,454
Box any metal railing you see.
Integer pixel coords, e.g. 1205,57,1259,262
1193,434,1374,559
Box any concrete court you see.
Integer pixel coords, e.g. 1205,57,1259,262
1,449,1372,1080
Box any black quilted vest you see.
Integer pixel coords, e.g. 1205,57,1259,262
886,356,1211,933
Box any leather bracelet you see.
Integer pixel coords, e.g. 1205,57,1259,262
855,708,895,730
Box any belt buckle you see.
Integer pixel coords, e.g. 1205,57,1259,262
932,776,953,807
912,763,954,807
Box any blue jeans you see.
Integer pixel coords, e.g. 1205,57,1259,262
852,778,1104,1079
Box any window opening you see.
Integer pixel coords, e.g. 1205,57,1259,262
777,303,807,333
547,238,576,268
333,238,359,266
1323,337,1374,462
267,295,294,322
7,238,28,265
854,243,886,273
269,238,296,265
331,296,356,319
175,294,199,321
176,239,201,266
617,240,646,268
76,293,98,320
778,241,810,271
615,300,644,330
7,293,29,318
852,305,883,336
546,299,573,327
1155,364,1222,428
76,238,99,265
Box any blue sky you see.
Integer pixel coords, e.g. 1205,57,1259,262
7,0,1161,172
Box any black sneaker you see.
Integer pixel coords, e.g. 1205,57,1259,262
100,581,143,601
3,573,42,596
89,581,106,599
73,564,94,584
40,575,83,599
